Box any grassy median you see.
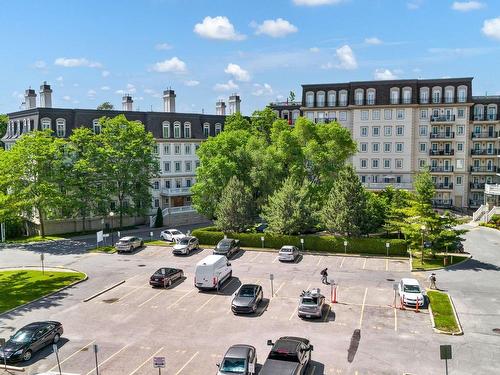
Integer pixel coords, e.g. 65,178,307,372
0,270,86,314
427,290,460,333
88,245,116,254
411,251,468,270
6,235,65,244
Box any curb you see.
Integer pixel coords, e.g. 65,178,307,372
428,292,463,336
0,364,25,372
410,254,472,272
83,280,126,302
0,268,88,318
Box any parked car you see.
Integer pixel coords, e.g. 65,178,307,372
172,236,199,255
149,267,184,288
255,222,268,233
214,238,240,258
398,278,425,307
260,337,313,375
231,284,263,314
160,229,185,242
115,236,143,253
217,344,257,375
298,288,326,319
194,254,232,290
0,321,63,363
278,245,299,262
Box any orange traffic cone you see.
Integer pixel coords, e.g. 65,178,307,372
415,298,420,313
400,297,405,310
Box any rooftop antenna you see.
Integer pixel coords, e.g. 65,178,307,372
202,108,204,114
150,105,153,112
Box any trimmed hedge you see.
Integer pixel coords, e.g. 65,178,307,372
192,227,408,256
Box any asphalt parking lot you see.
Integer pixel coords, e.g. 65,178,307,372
1,243,441,375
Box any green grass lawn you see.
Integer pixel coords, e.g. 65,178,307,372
411,251,468,270
427,290,461,333
144,240,173,246
0,270,86,314
88,246,116,254
6,235,65,244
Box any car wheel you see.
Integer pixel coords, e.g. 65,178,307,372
22,350,32,362
129,246,133,252
53,333,60,344
140,241,144,247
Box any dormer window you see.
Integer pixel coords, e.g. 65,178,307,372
173,122,181,138
327,91,336,106
339,90,348,106
432,87,442,104
203,123,210,137
215,123,222,135
457,86,467,103
56,118,66,137
444,86,454,103
92,119,101,134
316,91,325,107
162,121,170,138
41,118,51,131
354,89,364,105
390,88,399,105
402,87,411,104
420,88,429,104
184,122,191,138
367,89,376,105
306,92,314,107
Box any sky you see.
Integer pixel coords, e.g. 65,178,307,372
1,0,500,115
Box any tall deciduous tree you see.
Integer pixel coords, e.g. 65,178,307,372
0,114,8,148
215,176,254,232
96,115,159,228
97,102,114,110
321,165,367,236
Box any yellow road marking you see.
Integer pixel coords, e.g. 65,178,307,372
49,340,95,371
85,344,130,375
128,347,164,375
358,288,368,329
175,351,199,375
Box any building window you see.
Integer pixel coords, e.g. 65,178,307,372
317,91,325,107
162,121,170,138
175,179,181,188
395,159,403,169
355,89,364,105
339,111,347,121
420,109,428,119
338,90,347,106
384,143,391,152
203,123,210,137
396,126,404,136
367,89,376,105
174,145,181,155
396,142,404,152
154,181,160,190
456,176,463,185
457,109,465,118
56,119,66,137
419,159,426,168
457,125,464,136
153,144,159,154
185,161,192,172
195,144,200,151
372,110,380,120
165,180,171,189
384,109,392,120
402,88,411,104
372,159,379,168
360,143,368,152
306,92,314,107
445,87,454,103
164,162,171,172
432,88,441,103
154,199,160,208
397,109,405,120
457,142,463,152
420,88,429,104
92,119,101,134
360,159,368,168
174,122,181,138
327,91,336,106
383,159,391,169
41,118,51,131
195,160,200,169
419,126,427,136
185,144,191,154
215,123,222,135
390,89,399,105
361,110,369,121
372,126,380,136
419,143,426,152
457,87,467,103
164,144,170,154
456,159,464,170
384,126,392,136
186,179,192,187
361,127,368,137
184,122,191,138
372,143,380,152
174,161,181,172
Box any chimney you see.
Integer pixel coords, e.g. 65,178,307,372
216,100,226,115
163,89,176,112
39,81,53,108
122,95,133,111
25,88,37,109
228,94,241,115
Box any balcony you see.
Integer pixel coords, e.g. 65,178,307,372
430,115,455,123
473,114,498,121
366,99,375,105
390,99,399,105
430,166,454,173
470,166,498,173
431,199,453,208
470,182,486,190
161,187,192,196
471,148,499,156
429,149,455,156
338,100,348,107
444,97,454,104
402,98,412,104
362,182,413,190
471,131,499,139
469,199,483,207
485,184,500,196
354,99,364,106
430,132,455,139
434,183,454,190
270,101,301,107
314,117,337,124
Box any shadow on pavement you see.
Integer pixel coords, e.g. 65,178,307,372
444,258,500,272
347,329,361,363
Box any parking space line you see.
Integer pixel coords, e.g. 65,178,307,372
323,304,331,322
386,259,389,271
85,344,130,375
195,294,217,312
138,289,164,307
174,351,199,375
316,256,323,267
48,340,95,371
250,252,261,261
119,285,147,301
128,346,164,375
272,255,279,263
340,257,346,268
274,281,285,296
358,288,368,329
394,307,398,331
168,289,196,309
362,258,367,270
221,277,237,291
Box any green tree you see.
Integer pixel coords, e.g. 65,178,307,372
383,186,412,238
97,102,114,110
321,165,367,236
0,114,8,148
215,176,254,232
289,91,296,102
362,191,388,235
96,115,159,228
154,207,163,228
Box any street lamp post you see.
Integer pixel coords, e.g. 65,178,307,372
386,242,390,257
344,240,348,254
109,212,115,246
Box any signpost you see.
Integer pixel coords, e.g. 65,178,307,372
440,345,452,375
0,222,5,243
386,242,390,257
270,273,274,297
40,253,45,275
150,231,154,241
93,344,99,375
300,238,304,252
53,344,62,375
96,230,103,248
1,338,7,370
153,356,166,374
344,241,348,254
393,283,399,307
260,236,265,249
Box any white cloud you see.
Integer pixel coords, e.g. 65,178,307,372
184,80,200,87
252,83,273,96
101,70,110,77
54,57,102,68
33,60,47,69
321,62,334,70
56,76,63,82
155,42,173,50
310,47,320,52
336,45,358,70
73,83,80,87
213,80,239,91
293,0,343,5
254,18,298,38
126,83,136,93
144,88,161,98
194,16,245,41
87,89,97,97
100,86,110,91
452,1,484,11
152,57,187,73
62,95,72,101
482,17,500,40
407,0,423,10
374,68,398,80
115,89,126,95
224,63,250,82
365,37,383,45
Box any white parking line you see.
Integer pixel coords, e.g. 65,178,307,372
168,289,196,309
175,351,199,375
358,287,368,329
250,252,261,261
119,285,146,301
386,258,389,271
273,281,285,296
49,340,95,371
362,258,367,270
128,346,164,375
195,294,217,312
394,307,398,331
138,289,164,307
221,277,237,291
85,344,130,375
272,255,279,263
316,256,323,266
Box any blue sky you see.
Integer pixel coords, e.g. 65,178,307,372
1,0,500,114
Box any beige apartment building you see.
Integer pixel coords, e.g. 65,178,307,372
270,78,500,211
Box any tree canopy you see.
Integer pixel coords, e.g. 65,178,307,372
97,102,114,110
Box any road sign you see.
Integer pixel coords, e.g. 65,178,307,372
440,345,452,360
150,231,154,237
103,233,110,238
300,238,304,244
153,356,166,368
97,230,104,243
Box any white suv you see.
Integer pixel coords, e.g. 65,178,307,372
398,278,425,307
160,229,185,242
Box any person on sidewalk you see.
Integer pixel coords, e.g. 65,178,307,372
429,273,437,289
320,268,329,284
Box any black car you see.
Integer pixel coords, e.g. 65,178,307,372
0,321,63,363
231,284,264,314
149,267,184,288
214,238,240,258
260,336,313,375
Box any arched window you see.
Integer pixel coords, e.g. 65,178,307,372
444,86,454,103
339,90,348,106
162,121,170,138
316,91,325,107
367,89,376,105
184,122,191,138
306,91,314,107
457,85,467,103
487,105,497,121
40,118,51,131
327,91,336,107
420,87,429,104
22,119,28,133
56,118,66,137
432,87,442,104
354,89,364,105
390,87,400,105
92,119,101,134
215,123,222,135
402,87,412,104
173,121,181,139
203,123,210,137
292,110,300,124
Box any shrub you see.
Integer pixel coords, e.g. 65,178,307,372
192,227,407,256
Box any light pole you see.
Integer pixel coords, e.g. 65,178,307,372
420,225,426,265
109,212,115,246
344,240,348,254
386,242,390,257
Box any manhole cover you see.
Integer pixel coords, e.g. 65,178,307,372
138,264,146,267
386,278,395,281
493,328,500,334
102,298,119,303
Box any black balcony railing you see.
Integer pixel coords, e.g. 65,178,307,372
429,149,455,156
471,148,498,156
354,99,364,106
430,132,455,139
432,199,453,207
390,99,399,105
314,118,337,124
469,182,486,189
471,131,498,139
431,115,455,122
469,200,482,207
474,114,499,121
430,166,454,173
435,183,454,189
367,99,375,105
470,166,498,173
270,101,302,107
402,98,412,104
444,97,454,104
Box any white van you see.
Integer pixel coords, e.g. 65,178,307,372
194,254,232,290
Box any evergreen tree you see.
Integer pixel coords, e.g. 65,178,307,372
215,176,254,232
154,207,163,228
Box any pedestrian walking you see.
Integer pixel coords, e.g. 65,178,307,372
320,268,329,284
429,273,437,289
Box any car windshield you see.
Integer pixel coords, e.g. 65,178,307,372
404,284,421,293
301,297,318,305
281,248,292,252
220,358,246,373
179,238,190,245
239,287,256,297
154,269,167,276
268,349,299,362
218,241,231,249
11,330,33,343
171,231,181,236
